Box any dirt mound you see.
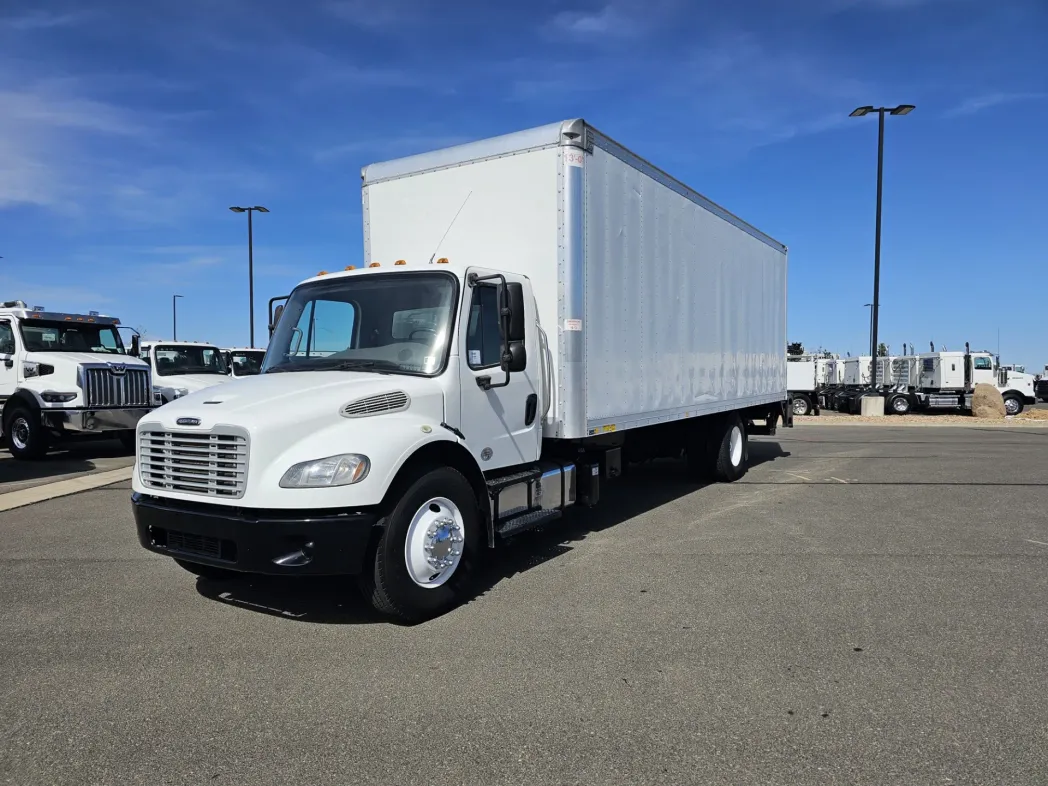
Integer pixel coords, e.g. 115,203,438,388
971,383,1006,419
1017,408,1048,421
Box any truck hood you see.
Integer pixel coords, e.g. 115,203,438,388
147,370,445,433
154,373,230,393
24,351,149,369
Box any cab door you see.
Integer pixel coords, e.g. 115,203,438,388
0,320,19,405
456,268,542,470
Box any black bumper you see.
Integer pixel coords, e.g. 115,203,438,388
133,493,379,576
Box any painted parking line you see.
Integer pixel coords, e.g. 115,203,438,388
0,467,132,513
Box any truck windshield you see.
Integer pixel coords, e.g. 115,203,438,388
154,345,227,376
263,272,457,376
229,350,266,376
19,320,126,354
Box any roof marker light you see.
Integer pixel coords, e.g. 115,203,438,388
369,262,381,268
345,265,356,271
436,257,449,264
394,260,407,266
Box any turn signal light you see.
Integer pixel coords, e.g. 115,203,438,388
436,257,449,264
345,265,356,271
369,262,381,268
394,260,407,266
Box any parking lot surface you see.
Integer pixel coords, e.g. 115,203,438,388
2,425,1047,785
0,440,134,495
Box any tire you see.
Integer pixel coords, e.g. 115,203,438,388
791,394,812,417
888,394,911,415
4,406,49,460
712,415,748,483
117,430,137,453
1003,394,1023,416
359,467,482,623
174,558,236,581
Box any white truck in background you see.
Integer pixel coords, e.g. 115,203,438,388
139,340,232,404
0,300,153,459
224,347,267,379
787,355,836,416
131,119,791,622
881,343,1036,415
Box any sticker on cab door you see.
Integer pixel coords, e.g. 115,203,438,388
468,350,482,365
564,319,582,332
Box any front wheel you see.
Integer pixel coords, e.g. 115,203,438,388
1003,394,1024,416
4,406,49,460
359,467,482,623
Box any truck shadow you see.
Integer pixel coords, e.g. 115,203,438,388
194,440,790,625
0,439,131,487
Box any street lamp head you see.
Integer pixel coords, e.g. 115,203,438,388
252,206,270,213
850,106,874,117
173,294,183,299
229,206,247,213
890,104,915,116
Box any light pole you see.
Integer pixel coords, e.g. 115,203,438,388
229,205,269,347
172,294,183,340
850,104,914,388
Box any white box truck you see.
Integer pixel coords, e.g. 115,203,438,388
0,300,153,458
131,119,790,621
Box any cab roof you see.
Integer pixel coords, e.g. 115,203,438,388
297,260,472,288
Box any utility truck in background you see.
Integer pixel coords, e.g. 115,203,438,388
787,355,834,416
0,300,153,459
131,119,791,622
880,343,1036,415
224,347,267,379
139,340,232,404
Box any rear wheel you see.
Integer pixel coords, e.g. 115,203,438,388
889,394,911,415
712,415,748,483
173,558,236,581
791,394,812,417
4,406,48,460
359,467,481,623
1003,394,1023,416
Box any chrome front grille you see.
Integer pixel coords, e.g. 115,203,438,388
81,366,152,408
139,428,248,498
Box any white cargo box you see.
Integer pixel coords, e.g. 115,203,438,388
787,359,816,391
843,356,872,386
362,119,788,439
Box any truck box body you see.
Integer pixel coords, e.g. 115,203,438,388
787,359,816,391
362,120,788,440
843,356,872,386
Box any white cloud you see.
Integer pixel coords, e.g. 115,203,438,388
548,6,633,37
944,91,1046,117
0,10,96,31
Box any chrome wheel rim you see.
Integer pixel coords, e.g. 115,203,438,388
404,496,465,588
1004,398,1019,415
792,397,807,415
11,417,30,450
729,425,744,467
893,397,908,413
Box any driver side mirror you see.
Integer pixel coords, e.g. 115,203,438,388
130,334,140,357
501,282,527,373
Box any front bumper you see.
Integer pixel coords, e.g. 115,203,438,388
41,407,152,433
133,493,379,576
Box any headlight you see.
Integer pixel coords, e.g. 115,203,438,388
41,392,78,403
279,454,370,488
172,387,190,399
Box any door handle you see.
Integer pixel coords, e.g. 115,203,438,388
524,393,538,426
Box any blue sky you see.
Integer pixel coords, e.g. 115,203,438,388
1,0,1046,366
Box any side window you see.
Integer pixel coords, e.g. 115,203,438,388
0,322,14,355
466,285,502,369
973,357,992,370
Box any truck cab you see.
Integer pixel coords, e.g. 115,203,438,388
139,340,231,404
909,348,1036,415
0,300,153,459
223,347,267,379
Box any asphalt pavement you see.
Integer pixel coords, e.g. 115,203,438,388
2,425,1047,785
